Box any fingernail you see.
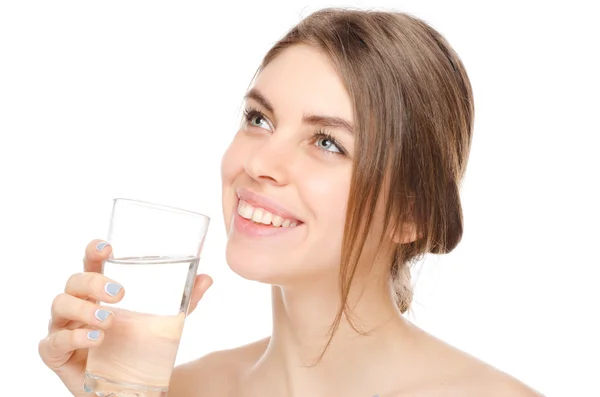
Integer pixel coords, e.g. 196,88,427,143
96,241,110,252
87,330,101,340
104,282,122,296
83,384,93,393
94,309,112,321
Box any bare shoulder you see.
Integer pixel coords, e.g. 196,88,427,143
465,364,545,397
446,352,544,396
397,327,545,397
406,356,545,397
167,337,269,397
440,347,544,397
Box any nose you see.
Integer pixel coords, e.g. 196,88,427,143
244,135,292,186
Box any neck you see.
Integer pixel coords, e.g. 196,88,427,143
244,269,416,397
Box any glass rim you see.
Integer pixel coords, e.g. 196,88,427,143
113,198,210,221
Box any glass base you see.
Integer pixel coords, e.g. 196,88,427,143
83,372,168,397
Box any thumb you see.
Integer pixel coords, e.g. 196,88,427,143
187,274,213,314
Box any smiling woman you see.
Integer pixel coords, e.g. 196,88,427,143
39,7,544,397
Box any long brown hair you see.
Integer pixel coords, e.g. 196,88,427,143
258,8,474,359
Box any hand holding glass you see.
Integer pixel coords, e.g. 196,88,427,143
84,199,210,397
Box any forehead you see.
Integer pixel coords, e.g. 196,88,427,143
251,44,353,122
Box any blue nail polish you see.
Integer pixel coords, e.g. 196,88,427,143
94,309,111,321
83,384,93,393
96,242,110,252
104,282,122,296
87,330,101,340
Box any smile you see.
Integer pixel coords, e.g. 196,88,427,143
237,199,299,228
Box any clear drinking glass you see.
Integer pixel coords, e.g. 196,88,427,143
83,198,210,397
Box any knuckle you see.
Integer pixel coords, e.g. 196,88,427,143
38,337,48,360
49,332,61,353
69,329,80,347
65,272,82,292
77,297,92,316
85,272,99,292
51,293,67,313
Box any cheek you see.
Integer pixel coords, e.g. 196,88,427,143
302,165,351,230
298,168,350,269
220,133,246,227
220,135,242,184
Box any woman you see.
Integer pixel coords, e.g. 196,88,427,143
39,8,542,397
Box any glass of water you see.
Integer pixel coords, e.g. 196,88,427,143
84,198,210,397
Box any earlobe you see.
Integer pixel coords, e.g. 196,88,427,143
391,222,420,244
390,196,421,244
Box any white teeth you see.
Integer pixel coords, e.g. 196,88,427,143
261,211,272,225
237,200,298,228
272,215,284,227
238,201,254,219
252,208,264,223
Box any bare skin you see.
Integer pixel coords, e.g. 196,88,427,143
169,332,543,397
40,239,542,397
39,44,543,397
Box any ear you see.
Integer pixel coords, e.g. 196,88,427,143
391,221,420,244
390,196,420,244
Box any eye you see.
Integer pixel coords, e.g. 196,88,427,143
313,132,345,155
243,108,272,131
250,114,269,129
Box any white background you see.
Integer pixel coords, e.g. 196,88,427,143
1,1,598,396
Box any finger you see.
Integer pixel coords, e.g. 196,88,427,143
83,239,112,273
65,272,124,303
188,274,213,314
50,293,115,332
39,328,104,370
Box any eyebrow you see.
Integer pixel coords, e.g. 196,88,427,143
244,88,354,135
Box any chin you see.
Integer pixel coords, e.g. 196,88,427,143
224,241,337,286
225,243,296,284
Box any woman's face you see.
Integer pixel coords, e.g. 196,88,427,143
220,44,356,284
